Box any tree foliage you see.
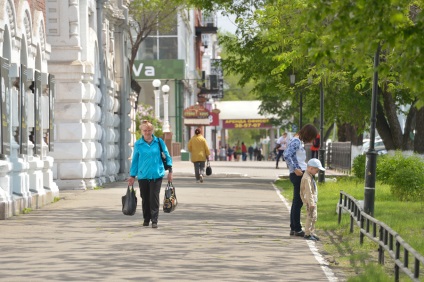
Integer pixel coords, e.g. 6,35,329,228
212,0,424,151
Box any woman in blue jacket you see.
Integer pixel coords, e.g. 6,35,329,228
128,120,173,229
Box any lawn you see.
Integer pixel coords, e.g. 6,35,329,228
275,177,424,281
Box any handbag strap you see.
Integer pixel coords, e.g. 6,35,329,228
167,181,176,195
158,138,164,154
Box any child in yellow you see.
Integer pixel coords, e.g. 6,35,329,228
300,158,325,241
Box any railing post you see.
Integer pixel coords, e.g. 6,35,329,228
414,258,419,279
338,192,343,224
379,226,384,264
395,241,400,282
360,215,364,245
404,249,409,269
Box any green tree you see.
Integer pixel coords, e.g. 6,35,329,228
213,0,424,151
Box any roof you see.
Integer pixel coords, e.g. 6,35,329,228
214,100,272,120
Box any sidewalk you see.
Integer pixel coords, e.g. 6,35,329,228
0,160,342,282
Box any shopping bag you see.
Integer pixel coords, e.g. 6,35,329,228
122,185,137,216
163,182,178,213
205,160,212,176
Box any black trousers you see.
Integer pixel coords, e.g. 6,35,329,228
138,178,162,223
289,173,304,232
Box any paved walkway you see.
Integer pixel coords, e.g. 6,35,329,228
0,160,342,282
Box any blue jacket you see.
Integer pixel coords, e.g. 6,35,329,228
130,135,172,180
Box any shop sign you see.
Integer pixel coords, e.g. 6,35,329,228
223,119,272,129
183,105,210,119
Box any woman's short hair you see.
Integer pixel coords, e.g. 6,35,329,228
195,128,201,135
298,124,318,143
139,120,154,131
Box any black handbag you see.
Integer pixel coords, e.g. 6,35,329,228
205,160,212,176
158,139,172,170
163,182,178,213
122,185,137,216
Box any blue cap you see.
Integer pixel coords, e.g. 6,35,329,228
308,158,325,171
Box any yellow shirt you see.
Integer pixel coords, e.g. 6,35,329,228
187,134,210,162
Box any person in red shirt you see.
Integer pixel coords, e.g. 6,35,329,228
310,134,320,159
241,142,247,161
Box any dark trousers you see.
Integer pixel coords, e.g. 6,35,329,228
138,179,162,223
276,150,285,167
311,150,318,159
289,173,304,232
193,161,206,181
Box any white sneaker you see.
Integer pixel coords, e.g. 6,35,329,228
199,175,203,183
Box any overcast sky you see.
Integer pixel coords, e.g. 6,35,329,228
217,13,237,34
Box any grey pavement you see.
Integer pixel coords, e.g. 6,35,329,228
0,159,342,282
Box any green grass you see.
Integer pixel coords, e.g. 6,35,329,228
275,177,424,281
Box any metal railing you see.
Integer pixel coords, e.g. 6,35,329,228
337,191,424,281
327,142,352,172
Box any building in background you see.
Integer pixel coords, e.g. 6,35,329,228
133,8,219,153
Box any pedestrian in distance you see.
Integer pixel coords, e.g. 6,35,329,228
300,158,325,241
219,146,227,161
310,134,320,159
227,146,234,161
283,123,319,237
248,145,254,161
275,132,288,169
187,127,210,183
241,142,247,161
128,120,173,229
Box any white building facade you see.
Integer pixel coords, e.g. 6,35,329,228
1,0,134,219
46,0,134,190
0,0,58,219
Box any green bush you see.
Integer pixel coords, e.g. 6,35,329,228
377,152,424,202
353,152,424,202
352,154,366,180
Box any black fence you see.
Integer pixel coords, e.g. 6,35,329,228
326,142,352,172
337,191,424,281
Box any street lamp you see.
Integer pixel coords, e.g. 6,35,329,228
318,79,326,183
161,84,170,133
364,44,381,217
152,79,161,120
290,74,302,130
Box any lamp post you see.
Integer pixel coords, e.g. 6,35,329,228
318,79,326,183
152,79,161,120
161,84,170,133
290,74,302,130
364,44,381,217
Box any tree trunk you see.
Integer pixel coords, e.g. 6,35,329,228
402,102,416,150
337,123,363,145
381,85,403,149
414,106,424,153
324,123,334,142
376,101,395,150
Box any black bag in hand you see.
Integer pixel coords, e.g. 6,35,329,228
163,182,178,213
122,186,137,216
205,160,212,176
